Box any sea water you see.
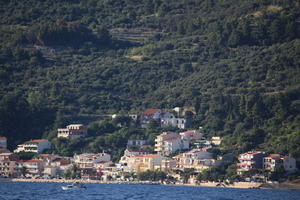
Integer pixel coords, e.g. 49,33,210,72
0,182,299,200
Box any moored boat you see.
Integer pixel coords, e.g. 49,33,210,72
61,182,87,190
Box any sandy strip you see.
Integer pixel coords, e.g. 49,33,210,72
6,179,300,190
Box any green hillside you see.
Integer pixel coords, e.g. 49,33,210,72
0,0,300,162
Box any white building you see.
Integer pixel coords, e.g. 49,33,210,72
173,148,215,172
0,153,20,177
140,109,186,129
14,139,51,154
23,160,44,176
120,154,166,173
237,151,265,174
155,132,189,156
57,124,87,138
263,154,297,173
74,153,111,169
0,137,7,150
50,157,72,176
211,137,222,146
74,153,111,179
161,118,186,129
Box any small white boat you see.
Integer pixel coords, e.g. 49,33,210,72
61,182,87,190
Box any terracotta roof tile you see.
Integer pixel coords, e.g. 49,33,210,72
142,109,161,115
26,139,48,143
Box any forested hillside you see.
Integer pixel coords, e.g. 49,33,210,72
0,0,300,162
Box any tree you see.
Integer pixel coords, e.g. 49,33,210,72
70,164,80,179
20,166,28,177
137,170,166,182
96,26,111,45
269,19,283,43
112,116,132,127
228,30,241,47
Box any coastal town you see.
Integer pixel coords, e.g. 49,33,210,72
0,108,298,188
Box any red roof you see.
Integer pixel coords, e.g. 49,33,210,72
142,109,161,115
52,158,70,165
282,156,290,159
0,137,7,140
26,139,48,143
265,154,281,159
38,154,55,158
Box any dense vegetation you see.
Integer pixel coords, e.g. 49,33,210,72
1,0,300,165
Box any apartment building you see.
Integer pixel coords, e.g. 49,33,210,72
74,153,111,179
23,160,44,176
124,154,166,173
173,148,214,172
14,139,51,154
0,153,20,177
155,132,189,156
237,151,265,174
57,124,87,138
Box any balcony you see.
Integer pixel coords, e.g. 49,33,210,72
237,163,253,167
238,158,252,161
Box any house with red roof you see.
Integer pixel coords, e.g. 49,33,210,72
263,154,297,173
237,151,266,174
74,153,111,179
121,154,166,173
23,160,44,176
57,124,87,138
140,109,165,128
37,155,73,178
155,132,189,156
0,153,20,177
263,154,282,172
140,109,186,129
172,148,215,172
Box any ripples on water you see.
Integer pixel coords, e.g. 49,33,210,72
0,182,299,200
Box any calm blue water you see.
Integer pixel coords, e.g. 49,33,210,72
0,182,299,200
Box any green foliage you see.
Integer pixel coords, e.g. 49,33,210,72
63,164,81,179
0,0,299,165
137,170,166,182
16,152,36,161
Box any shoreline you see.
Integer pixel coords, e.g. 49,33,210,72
2,178,299,190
